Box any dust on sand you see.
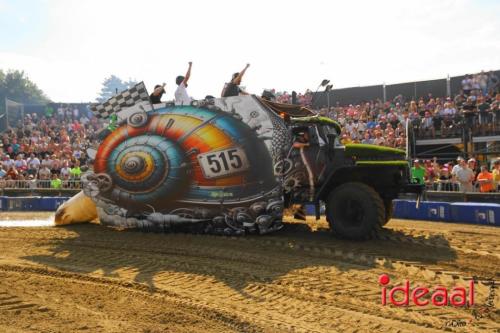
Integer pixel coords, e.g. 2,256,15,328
0,215,498,333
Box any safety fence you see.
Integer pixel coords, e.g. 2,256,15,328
0,196,71,211
423,181,499,193
0,180,82,190
392,199,499,226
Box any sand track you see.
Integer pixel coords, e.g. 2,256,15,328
0,216,498,333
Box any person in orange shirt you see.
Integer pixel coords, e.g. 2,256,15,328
477,165,494,192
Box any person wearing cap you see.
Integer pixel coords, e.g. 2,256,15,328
476,165,494,193
411,160,426,184
438,166,453,191
175,62,193,106
150,83,166,104
451,157,475,192
221,64,250,97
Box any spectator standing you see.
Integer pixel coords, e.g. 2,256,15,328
175,62,193,106
477,96,491,135
477,71,488,95
451,157,475,192
70,160,82,180
462,96,477,134
38,165,51,188
50,173,62,189
476,165,494,192
27,174,37,189
411,160,426,184
461,75,473,96
438,167,453,191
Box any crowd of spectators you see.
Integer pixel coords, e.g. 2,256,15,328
410,157,500,193
0,105,104,190
1,70,498,192
311,70,500,149
271,89,314,106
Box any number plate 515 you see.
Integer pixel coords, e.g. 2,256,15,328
197,147,250,179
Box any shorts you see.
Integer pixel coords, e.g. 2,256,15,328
458,182,473,193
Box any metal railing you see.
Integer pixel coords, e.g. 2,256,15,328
424,180,499,193
413,112,500,140
0,180,82,190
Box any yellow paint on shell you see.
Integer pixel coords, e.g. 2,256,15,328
115,151,156,182
192,124,233,149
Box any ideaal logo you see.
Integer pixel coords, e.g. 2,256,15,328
379,274,497,328
378,274,474,306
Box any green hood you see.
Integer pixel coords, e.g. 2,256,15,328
291,116,341,134
345,144,406,160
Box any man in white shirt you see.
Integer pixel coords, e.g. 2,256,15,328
461,75,473,95
175,62,193,106
451,157,475,192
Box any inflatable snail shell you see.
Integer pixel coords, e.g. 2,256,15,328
94,106,277,212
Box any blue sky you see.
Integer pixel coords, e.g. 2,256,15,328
0,0,48,52
1,0,499,102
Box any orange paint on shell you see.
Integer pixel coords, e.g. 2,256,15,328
95,127,129,173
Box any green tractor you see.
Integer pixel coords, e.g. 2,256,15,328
283,115,422,239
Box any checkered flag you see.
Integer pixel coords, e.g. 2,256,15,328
90,82,150,119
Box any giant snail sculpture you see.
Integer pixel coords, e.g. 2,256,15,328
55,92,314,235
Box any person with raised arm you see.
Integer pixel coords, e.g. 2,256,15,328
221,63,250,97
150,83,166,104
175,62,193,106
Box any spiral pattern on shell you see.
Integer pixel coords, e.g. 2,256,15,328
94,106,277,211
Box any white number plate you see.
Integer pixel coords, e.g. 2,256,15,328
197,147,250,179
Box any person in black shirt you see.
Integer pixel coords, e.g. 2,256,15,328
461,96,476,134
476,96,491,135
150,83,166,104
221,64,250,97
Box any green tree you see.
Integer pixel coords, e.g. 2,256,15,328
0,69,50,105
96,75,138,102
0,69,50,130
